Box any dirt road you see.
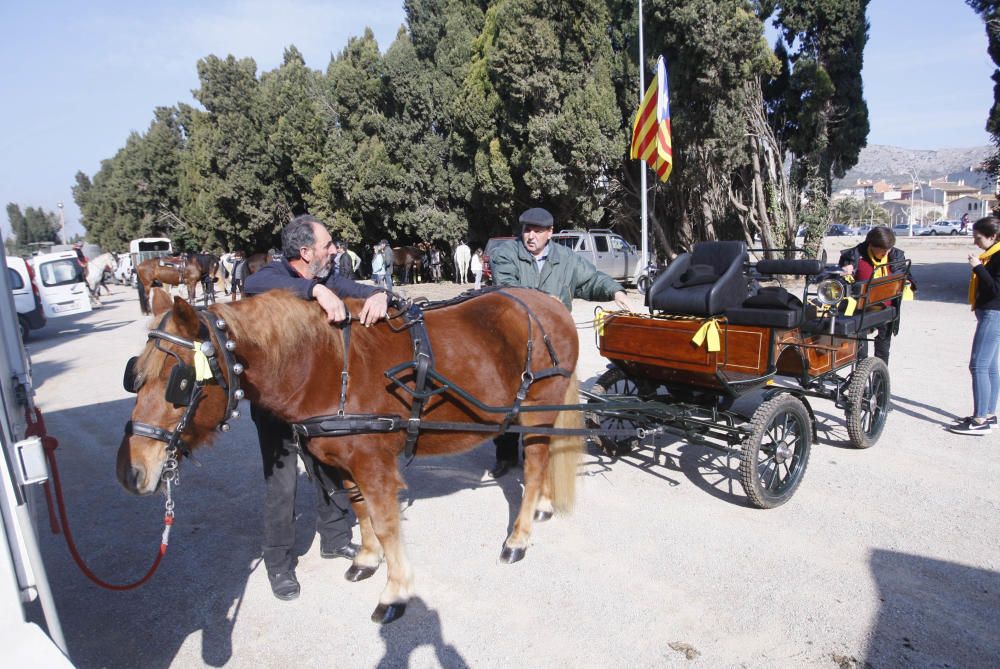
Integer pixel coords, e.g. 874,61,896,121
26,238,999,668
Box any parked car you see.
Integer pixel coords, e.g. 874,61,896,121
5,256,45,340
27,251,92,319
550,229,639,283
826,224,857,236
918,220,965,236
892,223,931,237
481,236,515,284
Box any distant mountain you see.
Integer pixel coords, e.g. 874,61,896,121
834,144,995,191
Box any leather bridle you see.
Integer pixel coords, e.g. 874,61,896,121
123,309,244,482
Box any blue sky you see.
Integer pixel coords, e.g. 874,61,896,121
0,0,994,240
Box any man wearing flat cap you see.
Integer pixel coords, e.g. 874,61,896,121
487,206,629,478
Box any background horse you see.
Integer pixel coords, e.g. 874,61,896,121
454,242,471,284
229,250,279,300
117,288,582,624
85,252,116,301
134,256,205,314
183,252,221,304
392,246,424,284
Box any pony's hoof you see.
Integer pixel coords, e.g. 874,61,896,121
345,565,378,582
500,545,526,563
533,509,553,522
371,602,406,624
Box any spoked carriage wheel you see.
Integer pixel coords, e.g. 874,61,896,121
740,394,812,509
845,357,891,449
587,368,648,457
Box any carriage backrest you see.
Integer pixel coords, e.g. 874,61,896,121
648,241,748,316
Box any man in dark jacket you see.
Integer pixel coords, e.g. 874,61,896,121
244,214,387,600
838,226,917,364
487,207,629,478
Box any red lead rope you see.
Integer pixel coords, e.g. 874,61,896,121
25,406,173,591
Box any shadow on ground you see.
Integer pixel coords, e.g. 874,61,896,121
865,550,1000,667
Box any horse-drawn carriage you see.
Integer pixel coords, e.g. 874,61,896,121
116,240,908,623
586,240,909,508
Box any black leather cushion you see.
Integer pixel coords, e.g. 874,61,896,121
674,264,719,288
726,306,802,328
743,287,802,310
800,305,897,335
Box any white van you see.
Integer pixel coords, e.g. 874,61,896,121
4,257,46,340
28,251,92,319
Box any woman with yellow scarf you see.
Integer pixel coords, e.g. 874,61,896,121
838,226,917,363
950,216,1000,435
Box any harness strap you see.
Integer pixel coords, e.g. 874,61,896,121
402,305,435,459
337,320,351,416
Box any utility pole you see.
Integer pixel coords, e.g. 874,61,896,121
57,202,65,244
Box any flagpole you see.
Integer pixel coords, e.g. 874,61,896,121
637,0,649,274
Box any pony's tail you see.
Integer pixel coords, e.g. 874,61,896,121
547,372,583,514
137,279,149,315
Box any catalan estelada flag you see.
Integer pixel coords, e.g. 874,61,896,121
630,56,673,182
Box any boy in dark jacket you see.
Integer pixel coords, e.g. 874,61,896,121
838,226,917,364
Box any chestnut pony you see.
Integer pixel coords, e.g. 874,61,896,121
117,288,583,623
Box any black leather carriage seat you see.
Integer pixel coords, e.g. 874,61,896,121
725,287,803,328
800,305,897,336
723,258,822,328
648,241,748,316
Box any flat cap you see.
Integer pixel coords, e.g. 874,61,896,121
518,207,554,228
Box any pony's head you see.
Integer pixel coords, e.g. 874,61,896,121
117,295,243,495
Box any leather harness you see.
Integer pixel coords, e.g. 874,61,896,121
290,287,573,459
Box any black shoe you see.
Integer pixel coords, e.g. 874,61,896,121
268,571,300,600
952,415,997,428
488,460,517,479
948,418,991,436
320,542,358,560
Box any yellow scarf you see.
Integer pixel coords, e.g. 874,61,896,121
970,241,1000,309
867,249,889,278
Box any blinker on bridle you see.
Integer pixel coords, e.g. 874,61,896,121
123,310,245,466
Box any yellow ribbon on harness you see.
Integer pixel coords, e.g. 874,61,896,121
594,308,607,336
902,283,914,301
192,341,213,381
691,318,721,352
969,241,1000,309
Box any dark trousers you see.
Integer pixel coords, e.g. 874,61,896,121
857,324,891,364
494,431,520,464
251,405,353,574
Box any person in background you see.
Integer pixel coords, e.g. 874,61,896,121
487,207,629,478
333,240,353,279
838,226,917,364
346,243,361,278
950,215,1000,435
471,248,483,290
372,242,386,289
381,240,395,292
244,214,389,600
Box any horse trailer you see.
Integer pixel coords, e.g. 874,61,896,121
0,246,72,666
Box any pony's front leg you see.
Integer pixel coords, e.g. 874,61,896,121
351,460,413,624
500,435,550,563
342,480,383,582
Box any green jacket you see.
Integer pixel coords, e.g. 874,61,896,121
489,239,623,310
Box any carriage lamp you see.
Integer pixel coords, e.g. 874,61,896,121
816,278,845,306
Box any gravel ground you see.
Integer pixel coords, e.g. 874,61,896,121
25,236,999,668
